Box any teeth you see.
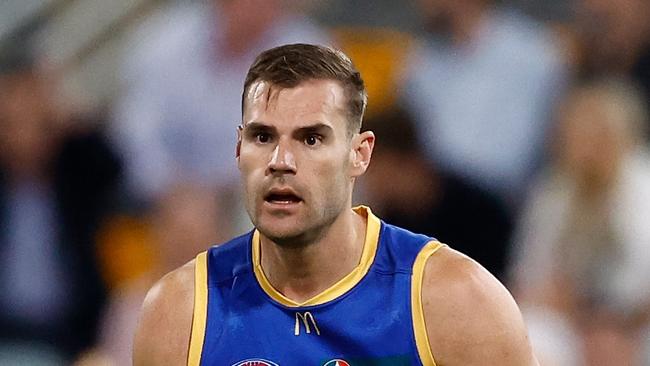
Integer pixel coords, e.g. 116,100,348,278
268,194,299,201
267,195,299,204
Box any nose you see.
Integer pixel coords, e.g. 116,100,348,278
267,140,296,175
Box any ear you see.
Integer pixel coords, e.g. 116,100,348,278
350,130,375,178
236,125,243,166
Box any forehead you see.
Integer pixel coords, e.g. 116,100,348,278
243,79,348,129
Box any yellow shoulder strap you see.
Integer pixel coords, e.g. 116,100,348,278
187,251,208,366
411,241,445,366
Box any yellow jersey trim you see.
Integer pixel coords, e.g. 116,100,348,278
411,241,445,366
252,205,380,307
187,251,208,366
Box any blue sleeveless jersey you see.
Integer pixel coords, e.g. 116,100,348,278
187,206,444,366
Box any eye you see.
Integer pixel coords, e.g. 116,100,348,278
304,134,322,146
256,132,272,144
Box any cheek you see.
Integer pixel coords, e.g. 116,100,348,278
239,143,269,170
238,151,264,190
307,153,350,195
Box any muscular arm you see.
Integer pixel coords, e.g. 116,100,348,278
423,247,539,366
133,260,195,366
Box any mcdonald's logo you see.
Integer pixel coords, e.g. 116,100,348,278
294,311,320,336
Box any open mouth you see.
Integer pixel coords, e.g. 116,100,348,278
264,190,302,205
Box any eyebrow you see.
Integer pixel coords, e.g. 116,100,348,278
294,123,333,136
241,122,333,136
241,122,276,134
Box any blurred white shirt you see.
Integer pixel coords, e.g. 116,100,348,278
512,148,650,314
111,2,331,201
403,8,566,201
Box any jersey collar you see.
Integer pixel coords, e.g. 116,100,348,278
251,205,381,307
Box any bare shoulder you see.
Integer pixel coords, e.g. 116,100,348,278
133,260,196,366
422,246,538,366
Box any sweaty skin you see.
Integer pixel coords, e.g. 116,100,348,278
133,79,539,366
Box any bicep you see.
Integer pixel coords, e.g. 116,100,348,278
422,248,538,366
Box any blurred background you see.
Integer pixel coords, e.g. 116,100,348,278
0,0,649,365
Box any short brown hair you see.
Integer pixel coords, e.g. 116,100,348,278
242,43,367,134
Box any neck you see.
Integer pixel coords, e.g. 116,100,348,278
451,4,488,46
258,207,367,303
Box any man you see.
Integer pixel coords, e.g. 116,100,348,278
403,0,566,206
363,107,512,280
134,44,538,365
0,49,120,363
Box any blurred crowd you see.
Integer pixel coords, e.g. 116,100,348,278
1,0,649,365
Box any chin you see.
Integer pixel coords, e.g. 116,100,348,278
259,226,312,248
255,216,310,246
249,201,341,247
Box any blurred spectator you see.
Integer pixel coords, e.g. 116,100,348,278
333,27,416,118
510,78,650,365
315,0,423,33
402,0,567,206
363,107,513,279
77,184,227,366
574,0,650,140
111,0,331,207
0,49,121,363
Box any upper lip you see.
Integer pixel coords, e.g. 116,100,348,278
264,187,303,201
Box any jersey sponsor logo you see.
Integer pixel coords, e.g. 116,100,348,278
294,311,320,336
323,360,351,366
232,359,279,366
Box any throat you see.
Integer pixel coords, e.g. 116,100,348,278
274,275,334,304
254,209,369,304
262,240,354,304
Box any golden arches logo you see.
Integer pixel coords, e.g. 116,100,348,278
294,311,320,336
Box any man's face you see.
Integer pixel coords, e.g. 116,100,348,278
0,71,57,175
238,79,369,245
416,0,475,35
556,90,624,185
